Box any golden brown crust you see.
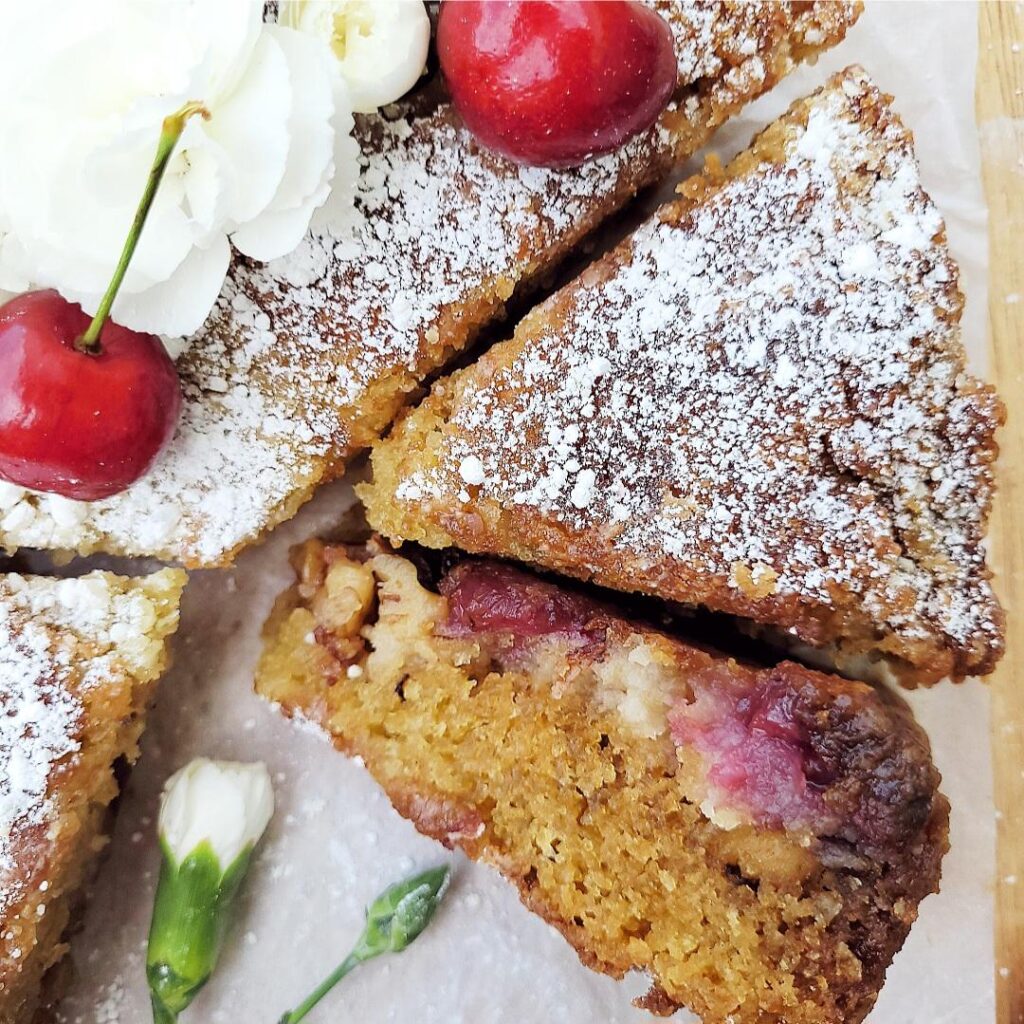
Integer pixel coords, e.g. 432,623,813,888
256,540,947,1024
361,68,1004,687
0,4,859,568
0,570,185,1024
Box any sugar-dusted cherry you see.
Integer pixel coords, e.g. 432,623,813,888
0,103,205,501
437,0,677,168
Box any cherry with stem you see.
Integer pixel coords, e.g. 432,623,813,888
0,101,208,501
77,101,209,354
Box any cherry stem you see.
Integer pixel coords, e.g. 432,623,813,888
76,101,209,354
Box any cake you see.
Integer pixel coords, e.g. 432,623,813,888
0,569,185,1023
361,66,1004,688
257,538,948,1024
0,2,859,568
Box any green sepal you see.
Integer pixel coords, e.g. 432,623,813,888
276,866,450,1024
146,838,256,1021
362,865,450,954
150,993,179,1024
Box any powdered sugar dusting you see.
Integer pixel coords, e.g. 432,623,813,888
656,0,850,88
394,70,1002,677
0,105,673,567
0,619,79,907
0,1,857,567
0,572,179,916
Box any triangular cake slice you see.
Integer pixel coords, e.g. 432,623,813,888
0,2,859,568
362,66,1004,687
0,568,185,1022
257,539,948,1024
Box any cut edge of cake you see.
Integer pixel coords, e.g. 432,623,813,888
0,568,186,1024
256,537,948,1024
360,65,1004,688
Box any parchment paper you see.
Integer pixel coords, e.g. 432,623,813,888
51,4,995,1021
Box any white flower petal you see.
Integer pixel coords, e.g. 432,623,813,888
231,24,341,261
0,2,358,337
282,0,429,113
231,192,327,263
159,758,274,871
176,135,233,243
184,0,264,101
205,29,292,227
263,25,337,215
0,235,32,293
92,235,231,337
68,130,200,289
312,122,361,234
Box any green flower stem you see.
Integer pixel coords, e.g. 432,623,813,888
146,838,255,1024
277,866,451,1024
277,950,368,1024
76,100,208,354
151,997,179,1024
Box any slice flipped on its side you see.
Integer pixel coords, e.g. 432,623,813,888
361,66,1004,687
0,569,185,1024
0,2,860,568
257,538,948,1024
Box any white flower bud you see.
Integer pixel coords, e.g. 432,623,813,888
158,758,274,870
280,0,430,114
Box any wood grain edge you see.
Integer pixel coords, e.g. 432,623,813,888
978,4,1024,1022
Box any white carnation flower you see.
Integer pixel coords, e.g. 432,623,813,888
149,757,274,1021
0,0,357,337
158,757,274,870
280,0,430,114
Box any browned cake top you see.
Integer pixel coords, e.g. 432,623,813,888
375,67,1003,682
0,570,183,1017
0,1,858,567
0,572,181,916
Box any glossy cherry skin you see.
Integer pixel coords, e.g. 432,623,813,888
437,0,677,168
0,290,181,500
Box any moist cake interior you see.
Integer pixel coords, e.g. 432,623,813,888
257,538,948,1024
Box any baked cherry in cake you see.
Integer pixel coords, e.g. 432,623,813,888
258,538,949,1024
439,560,600,640
437,0,677,167
0,290,180,500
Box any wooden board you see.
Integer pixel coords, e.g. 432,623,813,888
978,4,1024,1022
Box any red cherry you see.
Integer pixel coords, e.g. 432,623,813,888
0,103,205,502
0,290,181,500
437,0,677,168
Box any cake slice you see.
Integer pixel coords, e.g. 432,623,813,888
257,539,948,1024
0,568,185,1023
0,2,859,568
362,66,1004,687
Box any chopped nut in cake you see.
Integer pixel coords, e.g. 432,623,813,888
361,66,1004,687
256,539,948,1024
0,2,859,568
0,569,185,1023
